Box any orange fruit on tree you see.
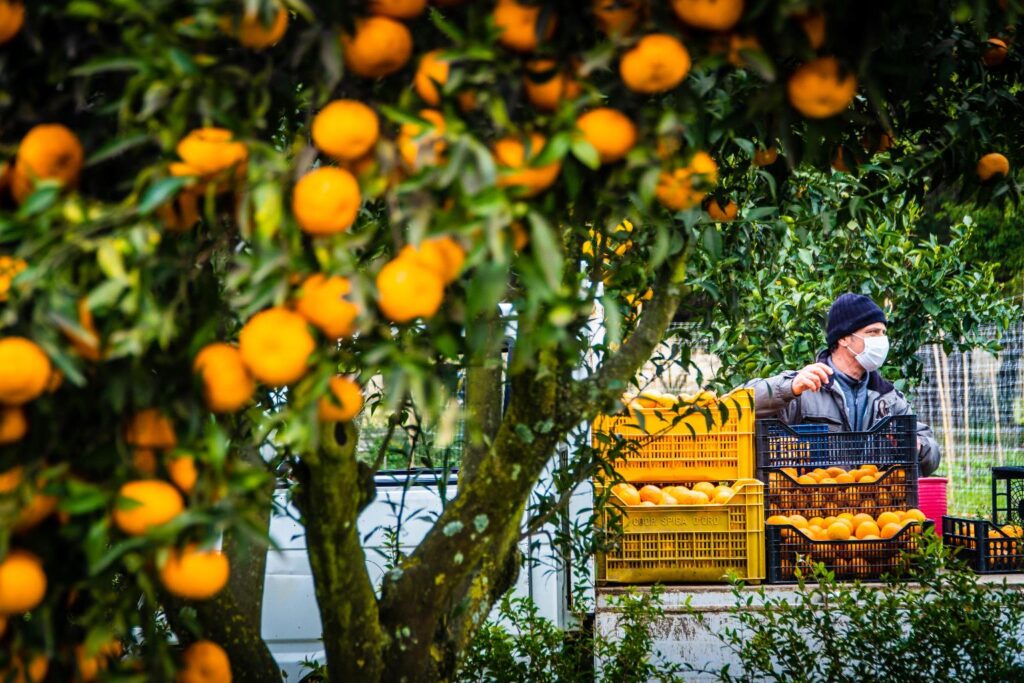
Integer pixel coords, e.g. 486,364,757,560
61,297,103,361
826,521,851,540
977,152,1010,181
983,37,1008,67
370,0,427,19
880,522,902,539
11,124,84,204
0,1,25,45
318,376,364,422
13,486,57,533
341,16,413,78
705,198,737,221
524,59,581,111
398,109,447,171
312,100,380,161
133,447,157,475
655,151,718,211
797,11,825,49
414,50,451,106
0,467,21,493
726,34,761,68
160,545,230,600
0,550,46,614
223,3,289,49
619,33,690,94
494,132,562,197
125,409,177,450
592,0,642,37
0,337,51,406
376,255,445,323
295,274,360,339
193,343,255,413
166,455,198,494
177,640,231,683
493,0,556,53
176,128,248,177
1,654,48,683
292,167,361,235
611,482,641,506
787,56,857,118
113,480,185,536
753,146,778,166
0,406,26,444
239,307,315,386
576,108,637,164
75,640,122,683
638,484,664,504
0,255,27,302
401,236,465,284
670,0,743,31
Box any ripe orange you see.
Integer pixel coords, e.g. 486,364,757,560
193,343,255,413
611,482,641,506
0,550,46,614
796,474,816,485
859,474,877,484
655,152,718,211
376,255,445,323
341,16,413,78
639,500,656,506
619,33,690,94
0,406,26,444
125,409,177,449
225,4,289,49
177,640,231,683
1,654,48,683
692,481,716,497
312,100,380,161
834,473,855,484
787,57,858,119
855,521,880,539
160,545,230,600
851,512,873,528
983,37,1008,67
670,0,743,31
493,0,556,53
401,236,465,284
176,128,248,177
753,146,778,166
0,467,21,493
789,514,808,529
808,516,825,528
398,109,447,171
576,108,637,164
903,508,926,523
977,152,1010,181
524,59,581,111
859,464,879,475
318,376,364,422
638,484,664,505
661,491,679,505
766,515,788,525
166,455,198,494
826,521,851,540
797,11,825,49
75,640,122,683
370,0,427,19
295,274,360,339
705,198,737,221
825,466,845,478
592,0,642,37
880,522,902,539
14,485,57,533
11,124,84,204
689,490,711,504
113,480,185,536
0,255,27,302
0,1,25,45
712,486,735,504
414,50,451,106
239,307,315,386
876,511,900,528
0,338,51,406
494,133,562,197
292,167,361,235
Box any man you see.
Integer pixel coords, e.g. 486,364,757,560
748,293,940,476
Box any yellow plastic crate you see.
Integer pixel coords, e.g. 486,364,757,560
592,388,755,483
597,478,765,584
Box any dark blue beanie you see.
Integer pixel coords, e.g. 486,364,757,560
826,293,887,346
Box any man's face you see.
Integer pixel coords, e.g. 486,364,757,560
841,322,887,355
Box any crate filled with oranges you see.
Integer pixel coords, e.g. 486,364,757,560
592,389,756,483
942,517,1024,573
766,509,931,583
597,479,765,584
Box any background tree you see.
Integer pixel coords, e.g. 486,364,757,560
0,1,1021,682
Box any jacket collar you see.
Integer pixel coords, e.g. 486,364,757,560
816,349,894,394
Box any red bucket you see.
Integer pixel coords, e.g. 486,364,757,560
919,477,948,536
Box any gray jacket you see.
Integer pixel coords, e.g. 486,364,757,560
746,350,941,476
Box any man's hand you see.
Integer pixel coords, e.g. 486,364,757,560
792,363,833,396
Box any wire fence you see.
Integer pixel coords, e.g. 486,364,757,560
913,322,1024,517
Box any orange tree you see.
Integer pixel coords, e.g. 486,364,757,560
0,1,1022,681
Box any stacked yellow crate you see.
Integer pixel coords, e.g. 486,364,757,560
593,389,765,584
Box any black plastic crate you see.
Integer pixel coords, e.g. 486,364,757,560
942,516,1024,574
761,464,917,519
756,415,918,470
992,467,1024,528
766,520,930,584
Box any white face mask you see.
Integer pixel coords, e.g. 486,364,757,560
851,333,889,372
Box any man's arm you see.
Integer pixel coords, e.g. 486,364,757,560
888,390,940,477
745,363,833,420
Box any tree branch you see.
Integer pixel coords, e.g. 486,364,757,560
460,308,506,485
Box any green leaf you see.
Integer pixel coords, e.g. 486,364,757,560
534,132,571,167
86,133,153,167
570,137,601,170
137,177,188,215
15,185,62,218
528,211,563,291
70,57,145,77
